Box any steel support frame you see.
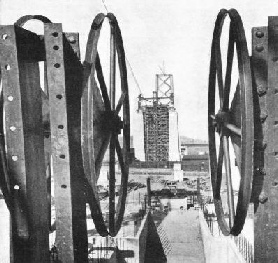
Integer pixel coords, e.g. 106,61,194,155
155,73,174,105
0,22,89,262
0,25,49,263
252,17,278,262
44,23,88,263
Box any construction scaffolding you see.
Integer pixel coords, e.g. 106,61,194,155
144,104,169,162
138,73,176,163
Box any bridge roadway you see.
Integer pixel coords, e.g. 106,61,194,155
161,209,205,263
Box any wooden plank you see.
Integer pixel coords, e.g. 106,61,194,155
0,25,49,263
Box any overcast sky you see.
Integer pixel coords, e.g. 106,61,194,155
2,0,278,140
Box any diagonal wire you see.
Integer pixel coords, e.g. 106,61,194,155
98,0,143,97
126,57,142,95
100,0,109,13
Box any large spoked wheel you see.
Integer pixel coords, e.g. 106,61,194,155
208,9,254,236
82,13,130,237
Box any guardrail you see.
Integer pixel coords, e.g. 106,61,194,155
203,212,254,263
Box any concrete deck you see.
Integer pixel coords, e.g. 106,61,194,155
160,209,205,263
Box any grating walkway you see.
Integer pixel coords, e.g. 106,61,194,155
160,209,205,263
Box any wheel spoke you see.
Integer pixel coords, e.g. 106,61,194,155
224,123,241,136
216,137,224,198
83,177,109,236
230,133,241,172
110,26,116,110
223,135,235,228
223,23,235,111
115,137,125,170
230,82,241,128
95,54,111,111
109,134,116,235
114,138,128,233
115,93,126,114
214,21,225,109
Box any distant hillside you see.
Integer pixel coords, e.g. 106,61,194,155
180,136,208,145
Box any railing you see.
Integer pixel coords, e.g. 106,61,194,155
203,211,254,263
231,235,254,263
156,225,172,255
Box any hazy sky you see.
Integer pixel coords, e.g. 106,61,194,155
2,0,278,140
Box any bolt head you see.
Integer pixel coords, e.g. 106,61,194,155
256,31,264,38
67,36,76,44
259,193,268,204
257,85,267,96
255,45,264,52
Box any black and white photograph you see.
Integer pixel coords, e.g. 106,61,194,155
0,0,277,262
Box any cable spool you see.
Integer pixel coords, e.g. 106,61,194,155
82,13,130,237
208,8,254,236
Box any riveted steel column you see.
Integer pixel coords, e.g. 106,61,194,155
45,24,88,262
252,16,278,262
252,26,268,262
265,16,278,261
0,25,49,263
64,31,88,262
44,24,75,262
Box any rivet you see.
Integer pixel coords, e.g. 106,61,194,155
260,112,268,123
5,64,11,70
257,85,267,96
7,96,14,101
13,185,19,190
259,193,268,204
255,167,266,175
9,126,16,131
12,155,18,161
67,36,76,44
262,141,267,149
255,45,264,52
256,31,264,38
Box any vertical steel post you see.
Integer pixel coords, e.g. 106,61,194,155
0,25,49,263
264,16,278,261
109,23,116,235
252,25,268,262
147,178,151,208
252,17,278,262
44,24,87,262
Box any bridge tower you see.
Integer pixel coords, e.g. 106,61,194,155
134,73,180,165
